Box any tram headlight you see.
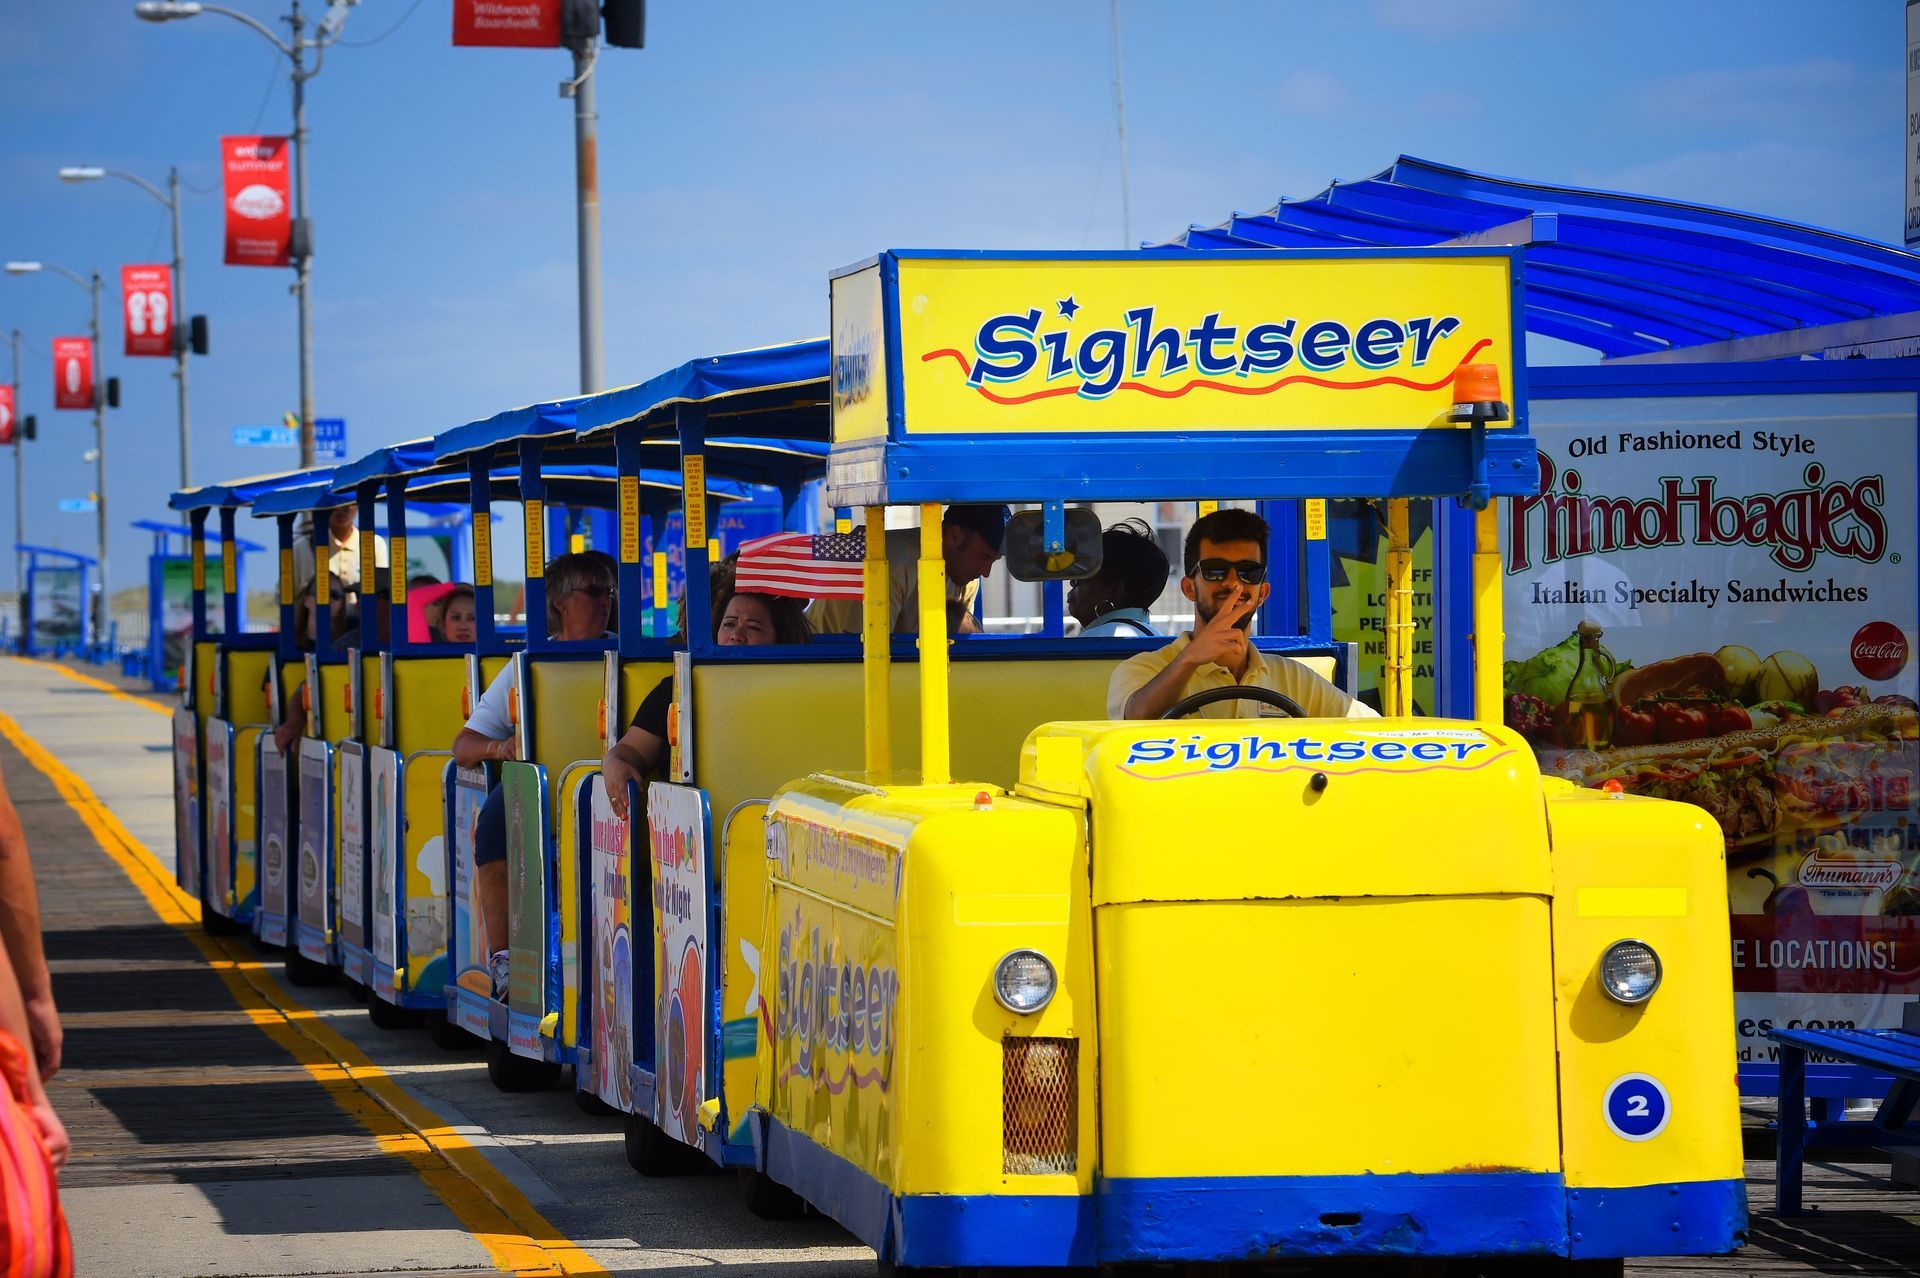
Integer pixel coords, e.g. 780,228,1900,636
993,949,1056,1014
1599,939,1662,1004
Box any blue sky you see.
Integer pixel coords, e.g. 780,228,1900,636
0,0,1903,594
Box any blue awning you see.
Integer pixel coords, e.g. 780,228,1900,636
1161,155,1920,359
250,481,343,517
431,393,594,464
574,339,828,439
329,437,441,492
169,467,334,512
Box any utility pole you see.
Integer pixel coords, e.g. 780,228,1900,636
87,272,109,639
290,0,317,465
58,163,197,487
1110,0,1134,249
9,329,21,637
136,0,356,469
169,165,192,487
565,37,605,394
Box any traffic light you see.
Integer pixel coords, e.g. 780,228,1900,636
105,377,120,409
22,414,34,442
562,0,598,41
189,315,209,357
604,0,645,47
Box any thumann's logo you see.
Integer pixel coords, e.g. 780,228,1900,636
923,300,1481,404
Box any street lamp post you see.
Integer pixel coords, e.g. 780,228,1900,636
8,328,22,638
135,0,356,469
59,164,194,489
4,263,109,639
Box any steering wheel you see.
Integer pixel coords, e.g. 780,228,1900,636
1158,685,1307,720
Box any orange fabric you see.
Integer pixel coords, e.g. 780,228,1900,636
0,1032,70,1278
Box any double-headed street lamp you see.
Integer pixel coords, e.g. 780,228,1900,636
135,0,357,469
3,263,110,638
58,164,195,489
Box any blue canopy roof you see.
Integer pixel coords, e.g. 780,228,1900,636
431,393,592,464
258,465,749,517
1160,155,1920,360
329,437,441,492
169,467,334,512
251,481,342,517
574,339,828,439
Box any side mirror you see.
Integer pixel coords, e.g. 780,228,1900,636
1003,508,1103,582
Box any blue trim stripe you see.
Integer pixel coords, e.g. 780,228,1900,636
762,1117,1745,1266
1098,1172,1568,1262
1566,1179,1747,1259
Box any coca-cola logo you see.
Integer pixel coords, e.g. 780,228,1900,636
1851,620,1910,681
230,183,285,221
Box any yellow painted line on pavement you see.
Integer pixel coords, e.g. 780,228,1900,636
0,703,611,1278
7,655,172,716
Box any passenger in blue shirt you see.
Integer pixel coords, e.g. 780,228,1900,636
1070,518,1171,638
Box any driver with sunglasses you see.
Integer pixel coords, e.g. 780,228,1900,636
1108,509,1377,720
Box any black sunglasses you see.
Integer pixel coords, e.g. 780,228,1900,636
573,584,616,599
1193,558,1267,585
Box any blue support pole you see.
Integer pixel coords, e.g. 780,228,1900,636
219,507,243,639
277,514,298,665
615,427,647,649
311,503,339,666
386,479,411,653
521,440,549,650
189,508,209,641
680,405,712,658
468,454,498,654
357,484,380,654
1433,497,1476,720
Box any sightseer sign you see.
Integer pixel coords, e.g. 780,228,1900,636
831,250,1522,439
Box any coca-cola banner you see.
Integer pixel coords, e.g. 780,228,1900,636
122,264,174,357
0,385,14,445
1501,392,1919,1066
52,337,94,411
221,136,291,267
452,0,561,47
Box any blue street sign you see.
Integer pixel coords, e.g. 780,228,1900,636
233,426,297,448
314,417,347,462
57,498,97,513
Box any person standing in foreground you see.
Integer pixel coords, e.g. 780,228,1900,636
1109,508,1377,720
0,760,73,1277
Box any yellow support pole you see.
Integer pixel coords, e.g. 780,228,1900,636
1473,503,1503,725
917,504,950,785
862,506,891,776
1385,498,1413,717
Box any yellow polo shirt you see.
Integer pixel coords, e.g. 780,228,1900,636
1107,632,1379,720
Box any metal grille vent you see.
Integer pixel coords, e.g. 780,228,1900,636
1002,1036,1077,1175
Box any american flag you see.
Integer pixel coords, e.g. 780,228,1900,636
734,527,868,598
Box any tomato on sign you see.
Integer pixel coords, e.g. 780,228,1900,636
0,385,15,445
222,135,292,267
52,337,94,411
452,0,561,47
122,264,175,358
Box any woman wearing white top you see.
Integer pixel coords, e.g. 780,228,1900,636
451,552,616,999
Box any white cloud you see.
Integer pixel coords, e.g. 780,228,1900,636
1625,58,1894,142
1277,69,1352,116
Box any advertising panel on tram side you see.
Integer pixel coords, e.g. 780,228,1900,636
1499,397,1919,1060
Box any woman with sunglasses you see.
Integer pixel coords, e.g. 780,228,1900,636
452,551,617,999
1107,508,1377,721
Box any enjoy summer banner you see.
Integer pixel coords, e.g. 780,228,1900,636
1500,392,1920,1063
